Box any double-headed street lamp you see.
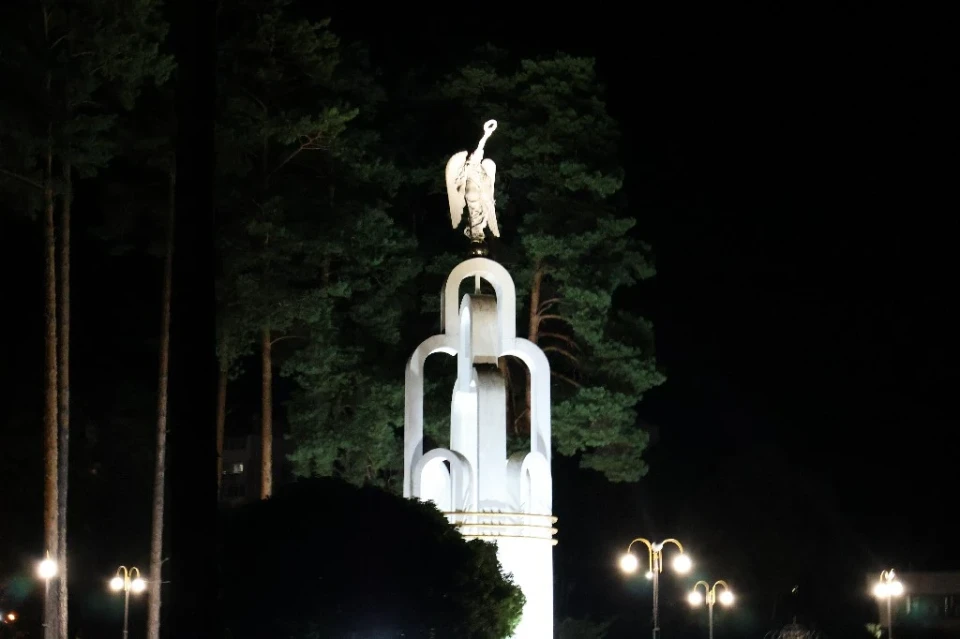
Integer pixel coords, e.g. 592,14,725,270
688,580,734,639
109,566,147,639
872,569,904,639
620,538,692,639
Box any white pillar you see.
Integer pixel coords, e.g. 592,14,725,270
405,258,554,639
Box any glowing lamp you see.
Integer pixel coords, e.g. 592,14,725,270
37,558,57,580
673,553,692,574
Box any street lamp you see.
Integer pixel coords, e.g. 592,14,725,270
109,566,147,639
620,538,692,639
688,580,734,639
872,569,904,639
36,553,57,636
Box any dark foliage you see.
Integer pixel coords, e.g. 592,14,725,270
220,478,524,638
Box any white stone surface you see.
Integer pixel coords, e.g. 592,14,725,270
446,120,501,242
404,257,554,639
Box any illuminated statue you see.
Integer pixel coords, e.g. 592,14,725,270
405,119,554,638
445,120,500,250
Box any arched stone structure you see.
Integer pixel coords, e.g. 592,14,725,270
404,256,555,639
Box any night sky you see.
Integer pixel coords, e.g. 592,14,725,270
1,4,953,637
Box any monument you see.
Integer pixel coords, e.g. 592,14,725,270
403,120,556,638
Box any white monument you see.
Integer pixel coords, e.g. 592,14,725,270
403,120,556,638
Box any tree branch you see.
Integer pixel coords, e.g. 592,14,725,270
0,167,43,190
551,370,582,388
241,87,268,113
269,334,304,347
269,132,328,177
543,345,580,365
512,408,529,434
538,297,562,313
538,332,579,349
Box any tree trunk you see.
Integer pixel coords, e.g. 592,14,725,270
42,117,59,639
216,367,227,495
522,264,544,436
56,162,71,639
147,169,175,639
528,265,543,345
260,327,272,499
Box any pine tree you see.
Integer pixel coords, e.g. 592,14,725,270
411,48,666,481
215,0,360,498
107,83,179,639
271,43,422,489
0,3,171,637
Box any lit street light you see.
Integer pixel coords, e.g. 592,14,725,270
36,553,57,636
620,537,692,639
109,566,147,639
688,580,734,639
872,569,904,639
37,556,58,582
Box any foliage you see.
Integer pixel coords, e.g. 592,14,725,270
210,2,421,485
0,0,173,202
403,47,665,481
220,478,524,639
214,0,354,369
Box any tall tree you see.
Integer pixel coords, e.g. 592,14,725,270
1,4,171,637
147,164,175,639
43,65,61,639
54,5,171,635
92,82,178,639
55,151,70,639
409,48,666,482
215,0,359,498
277,44,422,489
0,7,63,636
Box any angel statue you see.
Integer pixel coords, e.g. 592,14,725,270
445,119,500,253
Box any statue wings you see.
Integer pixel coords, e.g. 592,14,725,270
446,151,469,228
445,153,500,237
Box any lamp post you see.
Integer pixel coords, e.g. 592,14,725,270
872,569,904,639
36,553,58,637
688,580,734,639
109,566,147,639
620,538,692,639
